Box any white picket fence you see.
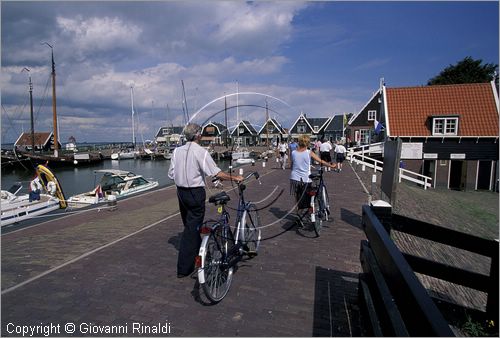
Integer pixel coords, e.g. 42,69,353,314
346,143,432,190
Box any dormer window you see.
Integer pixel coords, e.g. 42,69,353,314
432,117,459,136
367,110,376,121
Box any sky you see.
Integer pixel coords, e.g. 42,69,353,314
1,1,498,144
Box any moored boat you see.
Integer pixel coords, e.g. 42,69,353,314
67,169,159,208
1,165,66,227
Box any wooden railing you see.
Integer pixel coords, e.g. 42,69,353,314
346,144,433,189
359,204,499,336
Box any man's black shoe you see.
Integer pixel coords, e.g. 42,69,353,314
177,273,190,278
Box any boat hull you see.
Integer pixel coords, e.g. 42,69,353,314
1,194,60,227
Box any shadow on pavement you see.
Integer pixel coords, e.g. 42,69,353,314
312,267,364,337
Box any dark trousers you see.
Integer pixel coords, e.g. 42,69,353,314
176,186,206,275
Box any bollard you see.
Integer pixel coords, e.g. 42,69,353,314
262,161,266,168
370,200,392,233
107,195,117,211
239,168,243,175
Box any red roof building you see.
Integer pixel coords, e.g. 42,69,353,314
378,81,499,191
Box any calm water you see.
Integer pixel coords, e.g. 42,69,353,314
1,158,232,199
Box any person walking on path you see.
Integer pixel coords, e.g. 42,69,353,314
168,123,243,278
334,141,347,172
319,139,333,171
290,135,336,210
278,139,288,170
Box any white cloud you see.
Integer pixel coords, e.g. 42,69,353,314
57,15,142,53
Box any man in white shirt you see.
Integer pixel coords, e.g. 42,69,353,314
334,141,347,172
319,139,333,171
168,123,243,278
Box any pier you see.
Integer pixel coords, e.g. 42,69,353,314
1,159,496,336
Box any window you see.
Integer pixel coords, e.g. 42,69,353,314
239,127,245,134
360,129,370,144
313,126,319,133
432,117,458,136
205,126,215,135
368,110,376,121
297,124,307,133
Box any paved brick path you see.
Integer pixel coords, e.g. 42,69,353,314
2,160,369,337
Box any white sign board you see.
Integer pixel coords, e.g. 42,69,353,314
450,153,466,159
401,142,423,159
423,153,438,159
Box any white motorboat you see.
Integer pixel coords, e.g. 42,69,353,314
110,150,138,160
231,147,251,160
1,183,60,227
67,169,159,208
235,158,255,165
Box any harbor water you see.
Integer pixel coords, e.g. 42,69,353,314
1,158,232,199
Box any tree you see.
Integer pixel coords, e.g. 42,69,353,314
427,56,498,85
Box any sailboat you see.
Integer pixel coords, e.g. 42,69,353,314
18,46,102,167
111,87,140,160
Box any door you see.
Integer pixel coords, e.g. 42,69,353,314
423,160,435,187
449,160,466,191
477,160,492,190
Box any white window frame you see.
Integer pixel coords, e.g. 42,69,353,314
360,129,370,144
367,110,376,121
297,124,307,133
313,126,319,133
432,117,458,136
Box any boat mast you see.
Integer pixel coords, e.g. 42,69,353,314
43,42,59,157
265,98,269,147
23,68,35,154
181,80,189,123
130,86,136,148
236,81,239,143
224,95,228,148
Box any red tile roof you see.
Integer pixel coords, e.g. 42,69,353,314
15,132,52,146
386,83,499,137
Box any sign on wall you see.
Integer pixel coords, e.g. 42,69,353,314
401,142,423,159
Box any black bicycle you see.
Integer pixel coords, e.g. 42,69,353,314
296,166,331,236
196,171,261,303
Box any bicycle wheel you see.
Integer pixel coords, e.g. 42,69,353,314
198,223,234,303
313,195,323,237
240,203,261,256
320,185,330,221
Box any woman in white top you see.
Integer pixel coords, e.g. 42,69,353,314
290,134,336,208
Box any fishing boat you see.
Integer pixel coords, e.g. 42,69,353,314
67,169,159,208
1,164,66,227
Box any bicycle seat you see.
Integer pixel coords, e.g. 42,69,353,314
209,191,231,205
309,172,322,180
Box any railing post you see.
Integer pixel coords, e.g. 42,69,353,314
486,245,499,321
370,200,392,234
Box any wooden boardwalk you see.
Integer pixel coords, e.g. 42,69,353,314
1,160,369,336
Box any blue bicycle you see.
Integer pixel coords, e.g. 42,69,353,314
196,172,261,303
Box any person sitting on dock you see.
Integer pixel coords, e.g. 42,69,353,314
29,176,42,202
168,123,243,278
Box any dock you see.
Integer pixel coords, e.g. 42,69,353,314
1,159,369,336
2,158,494,336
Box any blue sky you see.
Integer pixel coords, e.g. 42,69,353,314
1,1,498,144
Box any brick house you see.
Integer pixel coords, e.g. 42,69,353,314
381,82,499,191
